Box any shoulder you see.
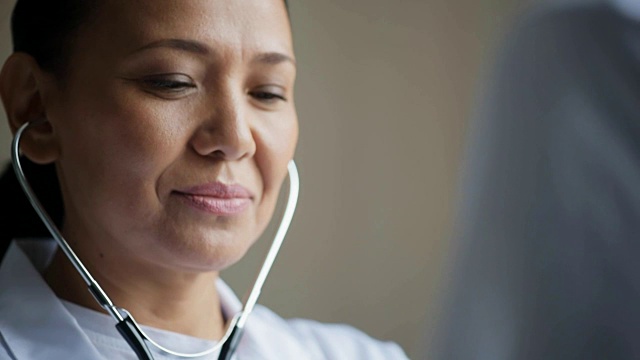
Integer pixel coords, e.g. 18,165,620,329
243,305,409,360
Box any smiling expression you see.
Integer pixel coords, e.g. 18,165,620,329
39,0,298,272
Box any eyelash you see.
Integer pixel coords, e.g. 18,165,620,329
249,91,287,102
143,78,196,91
136,75,287,103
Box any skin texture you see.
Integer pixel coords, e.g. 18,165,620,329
0,0,297,341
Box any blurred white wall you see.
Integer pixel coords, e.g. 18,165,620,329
0,1,525,358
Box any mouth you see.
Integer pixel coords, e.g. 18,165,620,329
173,182,253,216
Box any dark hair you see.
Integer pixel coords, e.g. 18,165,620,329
0,162,62,255
1,0,291,258
11,0,99,75
0,0,98,257
11,0,290,75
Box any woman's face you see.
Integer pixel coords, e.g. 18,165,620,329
42,0,297,271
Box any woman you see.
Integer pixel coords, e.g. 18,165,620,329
0,0,408,359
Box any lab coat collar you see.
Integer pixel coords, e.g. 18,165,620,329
0,239,244,360
0,239,105,359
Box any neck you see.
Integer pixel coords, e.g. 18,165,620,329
612,0,640,22
43,247,226,341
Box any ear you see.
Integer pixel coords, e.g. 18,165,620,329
0,53,59,164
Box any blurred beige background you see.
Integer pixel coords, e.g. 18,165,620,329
0,0,528,358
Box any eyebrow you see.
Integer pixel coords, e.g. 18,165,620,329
253,52,296,67
132,39,210,55
130,38,296,67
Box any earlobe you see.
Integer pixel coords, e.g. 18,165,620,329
0,52,60,164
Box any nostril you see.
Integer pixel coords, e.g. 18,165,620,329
189,124,255,161
211,149,225,158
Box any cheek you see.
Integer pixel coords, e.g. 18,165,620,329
256,109,298,185
61,88,187,171
53,90,189,216
253,112,298,229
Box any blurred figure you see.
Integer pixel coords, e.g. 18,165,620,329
430,0,640,359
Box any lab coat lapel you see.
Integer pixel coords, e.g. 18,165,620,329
0,240,104,360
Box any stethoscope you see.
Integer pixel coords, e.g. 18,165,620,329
11,120,300,360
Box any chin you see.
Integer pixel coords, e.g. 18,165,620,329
153,230,257,273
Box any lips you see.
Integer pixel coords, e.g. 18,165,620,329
174,182,252,216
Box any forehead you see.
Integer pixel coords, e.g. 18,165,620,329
80,0,293,59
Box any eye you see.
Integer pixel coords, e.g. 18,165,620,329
145,79,193,90
139,74,197,96
249,85,288,104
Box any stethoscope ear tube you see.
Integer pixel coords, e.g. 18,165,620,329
12,121,125,321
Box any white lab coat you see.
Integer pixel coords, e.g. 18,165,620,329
0,239,408,360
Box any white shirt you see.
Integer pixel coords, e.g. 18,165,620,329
0,239,408,360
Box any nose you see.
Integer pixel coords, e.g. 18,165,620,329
190,93,256,161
